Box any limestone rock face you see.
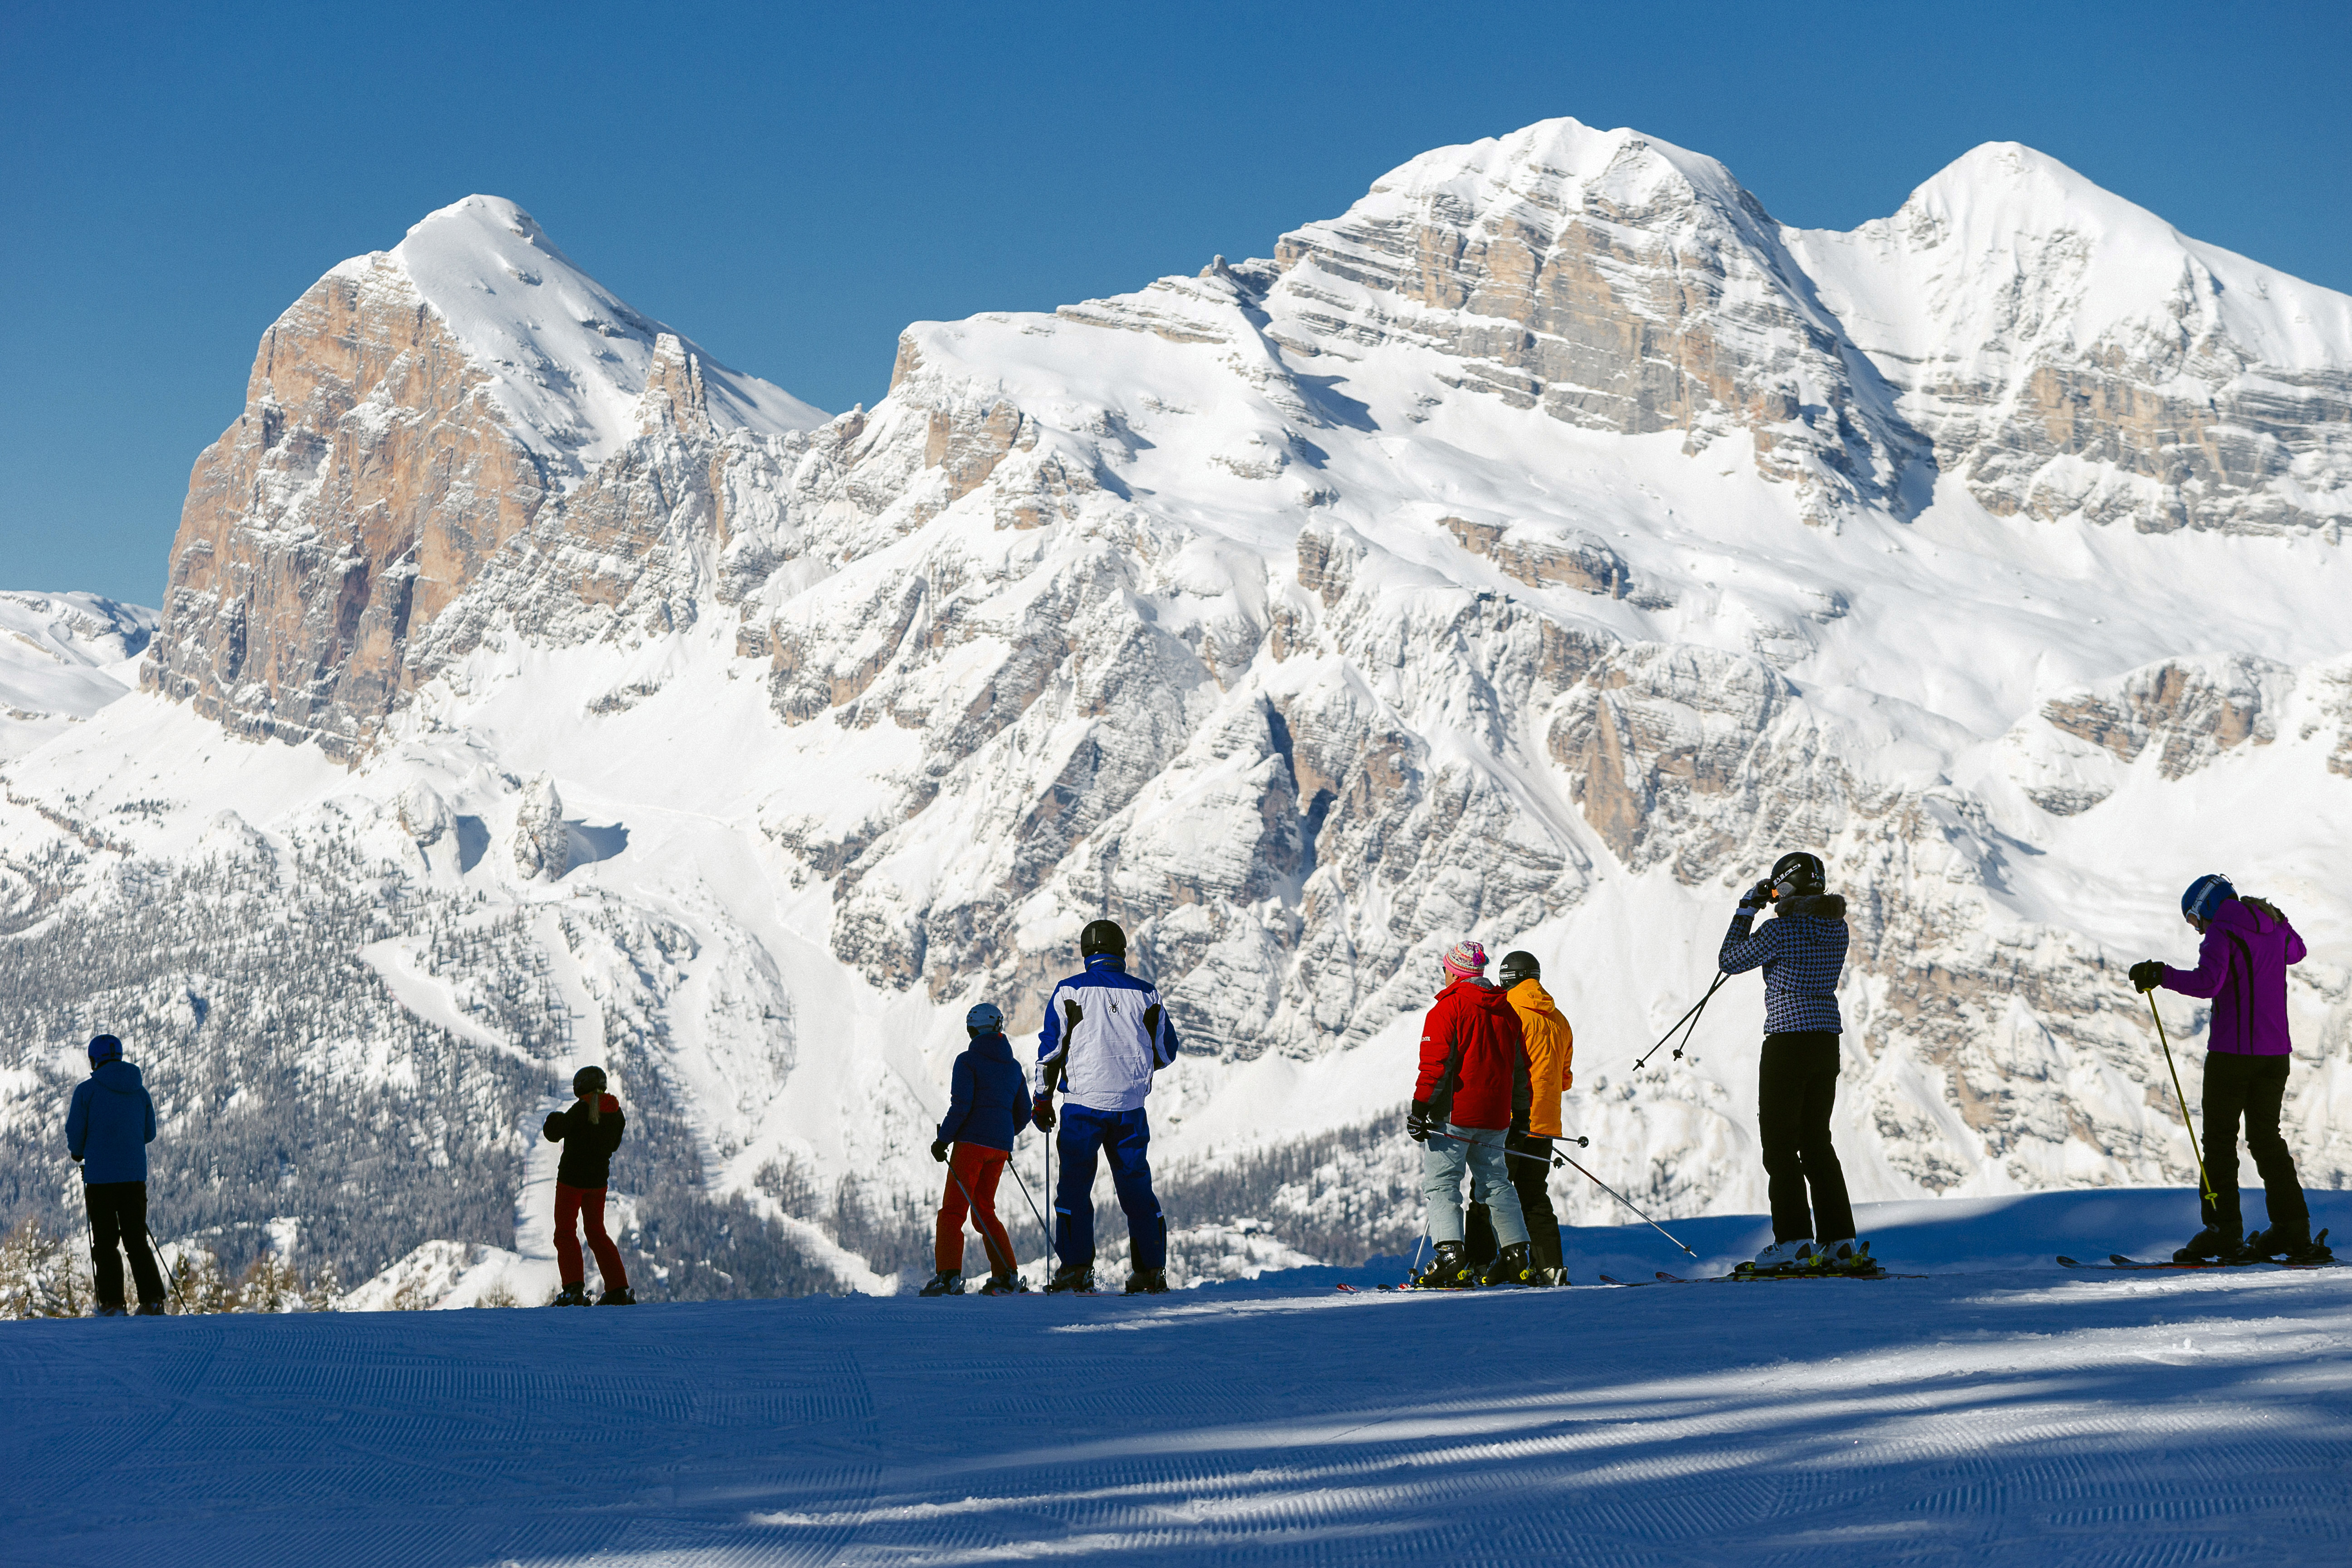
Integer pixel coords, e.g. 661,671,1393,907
142,196,826,758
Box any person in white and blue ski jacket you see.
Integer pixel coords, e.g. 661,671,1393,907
1034,918,1180,1294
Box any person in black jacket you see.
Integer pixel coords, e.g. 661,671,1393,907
543,1066,632,1305
65,1034,167,1315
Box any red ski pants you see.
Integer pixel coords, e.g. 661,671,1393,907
936,1143,1015,1277
555,1182,628,1290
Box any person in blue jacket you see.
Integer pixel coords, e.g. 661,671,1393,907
64,1034,167,1315
1034,919,1181,1294
921,1002,1033,1297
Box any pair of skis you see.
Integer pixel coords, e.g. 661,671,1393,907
2058,1228,2340,1273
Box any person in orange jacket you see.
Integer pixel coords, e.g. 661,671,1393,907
1465,950,1574,1285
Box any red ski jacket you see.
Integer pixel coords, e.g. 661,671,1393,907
1415,980,1531,1132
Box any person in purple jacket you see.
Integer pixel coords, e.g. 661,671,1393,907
2132,874,2323,1263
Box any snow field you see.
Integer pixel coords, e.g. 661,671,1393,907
5,1191,2348,1566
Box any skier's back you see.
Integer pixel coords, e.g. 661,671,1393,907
1034,919,1179,1294
64,1034,167,1315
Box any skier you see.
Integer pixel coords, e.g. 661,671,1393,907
1720,853,1861,1273
922,1002,1033,1297
543,1066,633,1305
64,1034,167,1316
2130,875,2322,1264
1479,950,1573,1286
1408,941,1534,1288
1034,919,1180,1294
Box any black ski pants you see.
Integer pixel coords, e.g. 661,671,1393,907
1759,1032,1855,1245
1465,1134,1561,1270
84,1181,167,1308
2200,1052,2308,1233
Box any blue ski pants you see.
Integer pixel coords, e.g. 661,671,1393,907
1054,1104,1166,1270
1423,1123,1527,1248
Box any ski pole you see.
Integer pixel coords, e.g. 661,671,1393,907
1554,1154,1698,1258
941,1155,1011,1278
1631,972,1728,1073
2147,991,2218,1205
1406,1223,1428,1286
1009,1146,1058,1268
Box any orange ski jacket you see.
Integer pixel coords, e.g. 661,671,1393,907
1506,979,1574,1137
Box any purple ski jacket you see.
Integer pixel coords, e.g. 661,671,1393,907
2159,897,2305,1056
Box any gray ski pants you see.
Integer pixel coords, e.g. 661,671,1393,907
1422,1123,1527,1247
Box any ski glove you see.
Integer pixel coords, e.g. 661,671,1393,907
2129,960,2166,993
1509,1111,1529,1138
930,1139,951,1164
1407,1101,1435,1143
1033,1096,1057,1132
1739,879,1775,910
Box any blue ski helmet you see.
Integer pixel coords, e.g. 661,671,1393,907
2181,874,2236,922
965,1002,1005,1034
87,1034,122,1065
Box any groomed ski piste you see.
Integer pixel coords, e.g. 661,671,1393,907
4,1187,2347,1566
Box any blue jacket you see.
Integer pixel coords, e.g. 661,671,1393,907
1037,953,1180,1112
937,1031,1032,1152
1720,894,1849,1035
66,1060,158,1185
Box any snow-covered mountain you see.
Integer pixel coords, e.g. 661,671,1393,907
4,122,2349,1299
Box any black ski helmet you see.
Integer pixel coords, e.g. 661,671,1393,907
573,1065,608,1098
1498,951,1540,987
1770,852,1826,899
1079,918,1127,959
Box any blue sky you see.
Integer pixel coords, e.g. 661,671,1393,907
5,0,2347,604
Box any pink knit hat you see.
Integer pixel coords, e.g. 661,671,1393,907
1440,941,1488,980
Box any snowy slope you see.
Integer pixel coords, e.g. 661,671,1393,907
4,118,2352,1302
5,1191,2351,1567
359,193,829,480
0,592,153,760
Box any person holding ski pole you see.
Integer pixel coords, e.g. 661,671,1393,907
1491,951,1573,1286
1034,919,1181,1294
64,1034,167,1316
543,1067,633,1305
1720,853,1862,1274
922,1002,1033,1297
1408,941,1534,1288
2130,876,2323,1264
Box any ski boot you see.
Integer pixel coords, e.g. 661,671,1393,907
1527,1266,1569,1288
2246,1222,2332,1265
1123,1267,1170,1295
2173,1225,2242,1264
135,1301,167,1317
1413,1240,1478,1289
1821,1238,1872,1273
552,1284,593,1306
918,1271,965,1297
94,1303,128,1318
597,1286,637,1306
1482,1242,1533,1287
1045,1263,1096,1294
978,1272,1029,1296
1741,1240,1815,1276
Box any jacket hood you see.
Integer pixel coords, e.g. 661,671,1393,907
1776,893,1847,921
1440,977,1511,1011
1507,978,1561,1015
2213,897,2266,935
91,1060,145,1095
969,1030,1015,1062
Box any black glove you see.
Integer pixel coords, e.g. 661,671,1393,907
1407,1101,1435,1143
1033,1096,1056,1132
2129,960,2166,994
930,1139,951,1164
1509,1112,1529,1138
1739,879,1775,910
542,1112,564,1141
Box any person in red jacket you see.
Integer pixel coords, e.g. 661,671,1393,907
1408,941,1533,1288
